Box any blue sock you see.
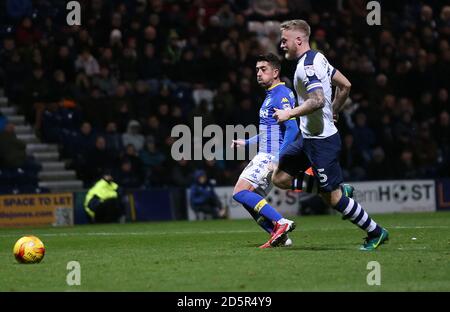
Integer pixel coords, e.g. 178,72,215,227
258,216,275,233
241,203,274,233
334,195,382,236
233,190,282,223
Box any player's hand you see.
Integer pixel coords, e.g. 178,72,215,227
333,112,339,123
273,108,291,123
230,139,246,148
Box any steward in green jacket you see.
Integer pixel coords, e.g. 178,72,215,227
84,175,123,223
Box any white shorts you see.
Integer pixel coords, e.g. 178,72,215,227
239,153,275,196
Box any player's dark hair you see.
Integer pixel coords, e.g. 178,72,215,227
256,53,281,72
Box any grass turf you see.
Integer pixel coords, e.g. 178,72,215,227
0,211,449,291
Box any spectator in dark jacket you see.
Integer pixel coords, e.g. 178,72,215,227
366,147,393,180
340,133,366,181
170,159,194,188
139,136,166,169
104,121,123,154
395,149,419,179
114,158,142,190
352,111,375,164
83,136,118,187
0,123,26,168
189,170,225,220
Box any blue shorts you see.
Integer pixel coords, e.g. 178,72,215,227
278,132,343,192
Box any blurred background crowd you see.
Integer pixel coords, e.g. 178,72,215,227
0,0,448,191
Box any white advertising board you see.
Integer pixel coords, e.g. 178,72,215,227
350,180,436,213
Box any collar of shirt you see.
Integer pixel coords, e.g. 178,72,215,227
296,49,312,62
266,82,285,94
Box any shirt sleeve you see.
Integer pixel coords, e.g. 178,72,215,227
274,91,296,119
303,53,329,93
245,134,259,145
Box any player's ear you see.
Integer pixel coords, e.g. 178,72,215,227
273,68,280,79
295,36,302,46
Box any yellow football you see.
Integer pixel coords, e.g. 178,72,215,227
13,235,46,264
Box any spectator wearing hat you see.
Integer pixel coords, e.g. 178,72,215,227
122,119,145,151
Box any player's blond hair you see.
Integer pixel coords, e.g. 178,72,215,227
280,20,311,38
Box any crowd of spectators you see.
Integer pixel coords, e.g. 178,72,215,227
0,0,448,190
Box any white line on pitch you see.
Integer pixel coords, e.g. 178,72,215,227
0,230,261,237
0,225,448,238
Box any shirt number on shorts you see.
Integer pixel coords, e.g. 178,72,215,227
317,168,328,183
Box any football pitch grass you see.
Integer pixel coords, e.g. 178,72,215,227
0,211,449,291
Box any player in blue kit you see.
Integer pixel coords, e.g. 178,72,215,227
270,20,389,251
231,53,299,248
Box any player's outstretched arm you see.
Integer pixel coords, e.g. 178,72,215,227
273,88,325,123
331,70,352,115
230,134,259,148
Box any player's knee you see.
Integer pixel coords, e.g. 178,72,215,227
233,179,255,196
272,172,290,189
328,187,343,206
271,172,282,187
232,183,244,196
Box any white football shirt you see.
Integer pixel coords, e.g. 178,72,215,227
293,50,338,139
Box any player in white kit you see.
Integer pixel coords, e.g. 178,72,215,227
269,20,389,251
